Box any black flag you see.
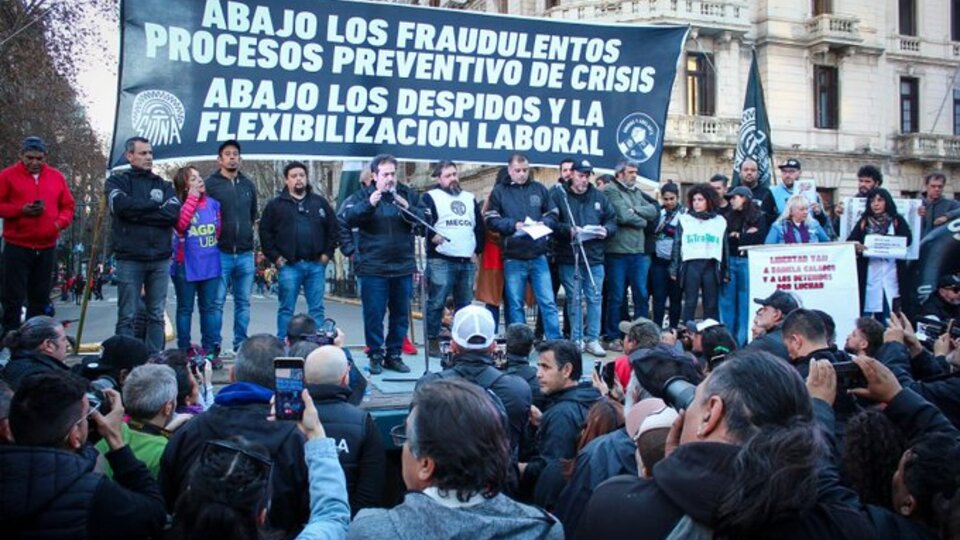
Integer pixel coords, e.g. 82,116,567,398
732,50,774,188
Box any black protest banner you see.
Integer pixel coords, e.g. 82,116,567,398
109,0,688,175
732,49,774,188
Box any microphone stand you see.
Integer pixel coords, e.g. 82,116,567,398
381,193,450,378
557,185,597,348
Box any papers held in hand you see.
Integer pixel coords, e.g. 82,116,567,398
516,217,553,240
863,234,908,259
576,225,607,242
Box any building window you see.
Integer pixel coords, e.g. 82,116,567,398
953,0,960,41
900,77,919,133
901,190,919,200
685,53,715,116
954,87,960,136
499,0,509,13
899,0,917,36
812,0,832,15
814,66,839,129
817,188,836,213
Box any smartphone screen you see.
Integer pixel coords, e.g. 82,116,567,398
274,358,305,421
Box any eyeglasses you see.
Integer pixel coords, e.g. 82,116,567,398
390,423,407,447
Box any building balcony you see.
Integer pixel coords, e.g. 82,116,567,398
803,14,862,52
895,133,960,164
545,0,749,35
665,114,740,148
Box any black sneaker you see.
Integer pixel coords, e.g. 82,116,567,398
427,339,442,358
368,354,384,375
384,355,411,373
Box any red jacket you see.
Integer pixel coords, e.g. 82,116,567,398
0,162,75,249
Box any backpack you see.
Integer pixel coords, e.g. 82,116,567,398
437,365,510,431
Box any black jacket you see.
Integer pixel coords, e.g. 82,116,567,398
159,395,309,536
550,183,617,266
743,324,789,360
259,189,339,265
575,441,874,540
791,347,861,439
0,444,166,540
918,292,960,322
105,167,179,262
846,214,913,313
555,428,637,537
878,341,960,429
421,185,485,261
418,350,533,455
483,179,559,260
308,383,385,515
0,350,70,390
538,383,602,461
502,353,545,409
340,183,424,277
203,170,258,253
726,206,768,256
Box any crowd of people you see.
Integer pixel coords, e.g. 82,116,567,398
0,133,959,538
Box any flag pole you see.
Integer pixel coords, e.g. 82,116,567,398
73,182,108,354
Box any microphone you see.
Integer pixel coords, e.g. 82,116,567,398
381,190,395,204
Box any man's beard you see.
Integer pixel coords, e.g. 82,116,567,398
442,181,462,196
843,344,859,355
293,185,306,196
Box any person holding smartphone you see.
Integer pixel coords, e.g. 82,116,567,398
0,136,75,334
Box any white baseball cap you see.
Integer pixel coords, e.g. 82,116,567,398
451,305,496,350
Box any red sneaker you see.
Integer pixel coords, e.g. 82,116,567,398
402,336,417,355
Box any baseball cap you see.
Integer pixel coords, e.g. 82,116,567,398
21,136,47,153
778,158,801,170
754,290,800,314
625,398,667,439
727,186,753,200
684,319,722,334
572,159,594,174
451,305,496,350
98,335,151,371
619,317,654,335
939,273,960,289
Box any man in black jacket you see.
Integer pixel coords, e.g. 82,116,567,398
106,136,180,353
918,273,960,322
305,345,384,515
522,340,601,493
484,152,562,338
159,334,310,537
552,160,617,357
259,162,339,339
418,305,532,458
742,289,798,360
340,154,425,374
502,322,544,409
0,315,70,390
205,140,259,354
0,371,166,539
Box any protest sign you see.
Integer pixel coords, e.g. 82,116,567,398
747,243,859,342
838,197,921,260
863,234,908,258
795,179,817,205
109,0,688,175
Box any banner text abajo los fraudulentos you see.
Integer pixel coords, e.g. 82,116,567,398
110,0,688,175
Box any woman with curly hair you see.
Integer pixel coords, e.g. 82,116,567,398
669,183,729,321
846,188,912,322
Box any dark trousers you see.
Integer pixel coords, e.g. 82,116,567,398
651,257,682,329
1,243,55,332
681,259,719,322
359,274,412,358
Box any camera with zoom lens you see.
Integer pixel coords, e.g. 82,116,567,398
438,337,454,369
662,377,697,410
915,317,960,349
304,318,338,346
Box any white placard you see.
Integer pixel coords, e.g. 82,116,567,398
838,197,921,260
747,243,860,343
795,179,818,205
863,234,908,258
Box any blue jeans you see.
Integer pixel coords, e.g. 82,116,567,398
504,256,560,339
605,253,651,340
720,257,750,346
426,258,475,339
359,275,412,357
115,259,169,353
172,263,221,351
216,251,255,350
559,264,605,343
277,261,328,339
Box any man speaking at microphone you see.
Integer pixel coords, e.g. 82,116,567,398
421,161,485,358
341,154,425,374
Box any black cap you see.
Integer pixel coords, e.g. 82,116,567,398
754,290,800,314
573,159,593,174
727,186,753,200
98,335,151,372
939,273,960,289
21,136,47,153
778,158,801,170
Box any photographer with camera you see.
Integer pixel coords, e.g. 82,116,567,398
0,315,70,390
418,305,532,459
259,161,339,341
76,334,152,395
577,350,872,539
304,345,385,515
94,364,178,478
0,371,166,539
742,290,799,360
918,273,960,323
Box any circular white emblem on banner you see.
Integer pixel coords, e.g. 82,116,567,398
451,200,467,216
616,113,660,163
734,107,771,184
131,90,185,147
